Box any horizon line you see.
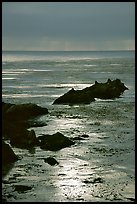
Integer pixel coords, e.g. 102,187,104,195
2,49,135,52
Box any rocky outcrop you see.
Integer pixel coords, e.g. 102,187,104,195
2,102,48,149
53,88,95,105
3,102,48,121
53,79,128,105
2,141,18,165
38,132,75,151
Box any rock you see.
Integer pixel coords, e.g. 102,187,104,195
10,129,39,149
53,79,128,105
71,134,89,141
53,88,95,105
38,132,75,151
4,103,48,121
81,134,89,138
44,157,59,166
2,141,18,165
2,102,48,149
71,136,85,141
83,177,104,184
14,185,32,193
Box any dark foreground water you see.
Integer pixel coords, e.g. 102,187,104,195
2,51,135,202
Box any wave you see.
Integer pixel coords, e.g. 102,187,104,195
2,93,60,98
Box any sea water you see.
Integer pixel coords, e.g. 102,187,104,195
2,51,135,202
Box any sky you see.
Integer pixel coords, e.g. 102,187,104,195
2,2,135,51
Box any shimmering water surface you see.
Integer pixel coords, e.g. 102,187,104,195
2,51,135,202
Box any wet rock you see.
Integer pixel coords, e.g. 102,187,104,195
2,141,18,165
126,197,135,202
10,129,39,149
3,102,48,121
71,136,85,141
2,102,48,149
44,157,59,166
38,132,75,151
25,120,47,128
14,185,32,193
53,79,128,105
83,177,104,184
71,134,89,141
53,87,95,105
81,134,89,138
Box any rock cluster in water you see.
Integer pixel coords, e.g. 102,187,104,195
53,79,128,105
2,102,75,168
2,79,130,201
2,79,128,167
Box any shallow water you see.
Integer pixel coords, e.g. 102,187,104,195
2,51,135,202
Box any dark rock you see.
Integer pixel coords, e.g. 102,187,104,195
14,185,32,193
10,129,39,149
126,198,135,202
53,88,95,105
53,79,128,105
2,102,14,114
71,136,85,141
72,134,89,140
4,103,48,121
26,120,47,128
44,157,59,166
2,102,48,149
81,134,89,138
2,141,18,165
2,197,7,202
38,132,75,151
83,177,104,184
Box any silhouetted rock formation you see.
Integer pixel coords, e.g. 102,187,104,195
53,79,128,105
2,102,48,121
2,141,18,165
38,132,75,151
2,102,48,149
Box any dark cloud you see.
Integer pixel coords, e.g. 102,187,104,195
2,2,135,50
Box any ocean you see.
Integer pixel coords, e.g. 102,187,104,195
2,51,135,202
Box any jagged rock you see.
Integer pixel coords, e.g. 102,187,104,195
44,157,59,166
2,141,18,165
38,132,75,151
53,88,95,105
53,79,128,105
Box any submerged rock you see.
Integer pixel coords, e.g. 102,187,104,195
83,177,104,184
53,79,128,105
14,185,32,193
38,132,75,151
44,157,59,166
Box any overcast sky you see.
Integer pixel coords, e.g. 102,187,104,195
2,2,135,51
